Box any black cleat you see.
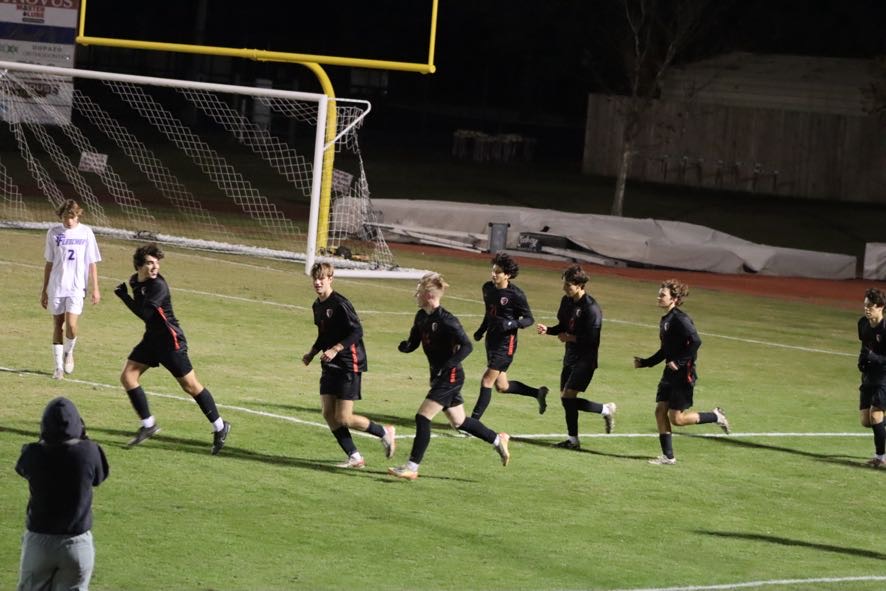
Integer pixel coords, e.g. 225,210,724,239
537,386,549,415
555,439,580,450
211,421,231,455
128,424,160,447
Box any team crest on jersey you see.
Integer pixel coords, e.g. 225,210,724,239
575,309,581,317
431,322,438,332
500,296,509,306
663,321,670,331
878,334,882,343
326,309,333,318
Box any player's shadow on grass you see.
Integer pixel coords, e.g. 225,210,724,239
85,426,476,482
244,402,417,430
697,530,886,561
683,433,871,469
0,425,40,438
511,436,650,460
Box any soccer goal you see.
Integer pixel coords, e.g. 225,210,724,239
0,60,423,278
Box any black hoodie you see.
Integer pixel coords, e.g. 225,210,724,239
15,397,109,535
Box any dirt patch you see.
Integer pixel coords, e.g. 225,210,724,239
391,242,885,310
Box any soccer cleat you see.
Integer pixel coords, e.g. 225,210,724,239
381,425,397,459
537,386,549,415
128,424,160,447
336,456,366,469
555,439,580,450
864,456,886,468
713,407,731,434
387,465,418,480
211,421,231,455
649,455,677,465
52,368,64,380
603,402,617,434
495,432,511,466
63,351,75,374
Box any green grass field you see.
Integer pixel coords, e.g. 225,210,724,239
1,229,883,591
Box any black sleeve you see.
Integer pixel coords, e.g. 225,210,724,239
674,314,702,362
15,444,32,478
93,443,110,486
639,349,665,368
399,312,422,353
337,298,364,350
513,288,534,329
443,314,473,368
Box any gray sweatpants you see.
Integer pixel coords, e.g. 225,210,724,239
18,530,94,591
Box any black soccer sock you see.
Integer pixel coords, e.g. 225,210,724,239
562,398,579,437
471,386,493,419
332,426,357,456
409,414,432,464
873,421,886,456
193,388,221,423
365,421,385,439
697,411,717,424
659,433,674,458
574,398,604,414
503,381,539,398
457,416,497,444
125,386,152,420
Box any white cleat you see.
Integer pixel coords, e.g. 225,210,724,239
63,351,75,374
52,368,64,380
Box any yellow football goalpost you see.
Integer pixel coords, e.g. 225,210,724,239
75,0,439,260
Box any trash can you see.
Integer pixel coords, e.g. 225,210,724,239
487,222,510,253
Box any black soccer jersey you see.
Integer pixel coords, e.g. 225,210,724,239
858,316,886,386
476,280,534,344
544,293,602,367
311,291,367,373
401,306,472,377
125,273,187,350
638,307,701,373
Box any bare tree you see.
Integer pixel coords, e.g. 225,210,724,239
606,0,725,216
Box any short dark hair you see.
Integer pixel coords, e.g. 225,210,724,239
562,265,589,286
865,288,886,307
133,243,164,270
491,252,519,278
56,199,82,219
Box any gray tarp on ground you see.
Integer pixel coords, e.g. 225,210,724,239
864,243,886,280
373,199,857,279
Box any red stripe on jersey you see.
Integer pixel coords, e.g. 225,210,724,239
350,343,358,373
449,367,457,383
156,307,180,350
686,360,693,383
507,334,515,356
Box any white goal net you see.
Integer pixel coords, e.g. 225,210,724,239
0,60,420,277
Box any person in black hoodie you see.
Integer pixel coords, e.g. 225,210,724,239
634,279,730,465
16,396,109,591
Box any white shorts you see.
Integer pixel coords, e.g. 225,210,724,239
48,295,84,316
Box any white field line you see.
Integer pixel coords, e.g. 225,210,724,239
0,257,856,354
0,367,868,441
609,575,886,591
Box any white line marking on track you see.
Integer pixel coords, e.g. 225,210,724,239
609,574,886,591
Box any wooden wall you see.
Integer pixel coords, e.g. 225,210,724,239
582,94,886,204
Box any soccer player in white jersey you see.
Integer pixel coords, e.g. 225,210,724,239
40,200,102,380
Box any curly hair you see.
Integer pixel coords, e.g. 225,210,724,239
491,252,519,278
661,279,689,305
133,243,164,270
865,287,886,308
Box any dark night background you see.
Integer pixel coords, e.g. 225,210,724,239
80,1,886,159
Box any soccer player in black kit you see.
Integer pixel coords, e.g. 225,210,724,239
470,252,549,419
857,287,886,468
302,263,395,468
537,265,615,449
633,279,730,465
389,273,510,480
114,243,231,454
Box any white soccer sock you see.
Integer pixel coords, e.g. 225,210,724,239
52,344,63,369
351,451,364,461
405,461,419,472
212,418,225,432
141,416,156,428
63,336,77,355
493,434,501,447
